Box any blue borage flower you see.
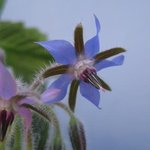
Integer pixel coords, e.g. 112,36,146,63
36,15,125,110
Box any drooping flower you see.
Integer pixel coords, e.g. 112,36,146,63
0,61,40,141
36,15,125,110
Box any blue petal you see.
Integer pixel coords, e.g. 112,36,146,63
36,40,76,64
95,55,125,71
41,74,71,104
0,62,17,99
80,81,100,107
84,15,100,58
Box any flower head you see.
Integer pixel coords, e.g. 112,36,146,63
0,62,39,141
36,15,125,110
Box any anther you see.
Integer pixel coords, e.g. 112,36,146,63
79,68,104,89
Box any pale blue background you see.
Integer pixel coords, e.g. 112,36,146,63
2,0,150,150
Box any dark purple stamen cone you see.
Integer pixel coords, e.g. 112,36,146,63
0,110,15,141
80,68,101,89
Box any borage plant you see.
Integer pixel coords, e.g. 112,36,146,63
0,14,125,150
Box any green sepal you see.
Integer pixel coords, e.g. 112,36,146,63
68,80,79,112
94,47,126,63
42,64,69,78
74,24,84,55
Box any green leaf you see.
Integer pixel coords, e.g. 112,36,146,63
0,21,53,82
0,0,5,17
94,47,126,63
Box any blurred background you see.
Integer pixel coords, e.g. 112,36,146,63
1,0,150,149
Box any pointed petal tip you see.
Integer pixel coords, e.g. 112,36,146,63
34,41,42,45
35,41,48,49
84,15,101,57
93,101,101,109
93,14,98,21
35,41,47,46
97,105,102,109
93,14,100,33
41,88,62,104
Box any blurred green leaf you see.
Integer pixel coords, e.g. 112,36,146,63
0,0,5,16
0,21,54,82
